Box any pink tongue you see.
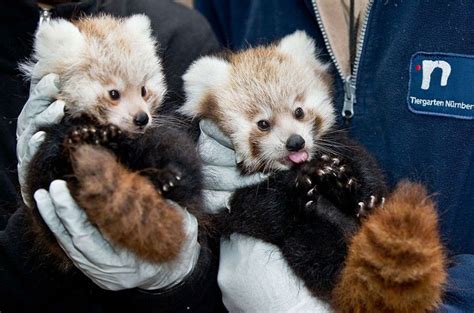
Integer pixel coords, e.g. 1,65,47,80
288,151,309,164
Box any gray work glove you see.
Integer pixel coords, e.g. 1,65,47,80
16,73,65,208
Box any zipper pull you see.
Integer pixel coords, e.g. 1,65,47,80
342,76,356,120
39,8,52,25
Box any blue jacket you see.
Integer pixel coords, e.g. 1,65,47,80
196,0,474,311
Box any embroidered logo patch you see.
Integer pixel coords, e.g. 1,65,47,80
408,52,474,120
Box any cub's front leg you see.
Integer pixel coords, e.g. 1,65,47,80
296,138,387,218
122,124,203,212
218,172,297,246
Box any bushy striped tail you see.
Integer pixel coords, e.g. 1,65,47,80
332,181,447,313
70,145,185,263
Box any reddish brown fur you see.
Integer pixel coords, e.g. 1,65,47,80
69,145,185,263
248,129,266,161
332,181,447,313
74,16,125,43
313,115,323,133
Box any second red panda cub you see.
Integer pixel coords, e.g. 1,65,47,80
181,31,446,312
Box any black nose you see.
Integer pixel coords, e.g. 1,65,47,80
286,134,305,152
133,111,149,126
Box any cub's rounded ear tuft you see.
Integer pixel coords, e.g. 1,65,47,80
27,19,85,79
180,56,230,117
278,31,328,72
123,14,152,36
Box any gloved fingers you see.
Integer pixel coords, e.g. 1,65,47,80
72,233,128,269
29,62,45,93
29,73,60,103
20,186,33,209
34,188,91,264
198,132,236,166
17,73,60,138
49,180,99,240
34,188,65,236
18,130,46,166
202,164,267,190
17,100,63,202
17,129,45,182
199,119,233,148
17,130,46,208
27,130,46,159
137,202,200,290
202,190,233,213
32,99,65,129
16,127,35,163
169,202,200,264
49,180,124,266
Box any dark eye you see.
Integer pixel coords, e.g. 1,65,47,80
141,86,147,97
109,90,120,100
294,107,304,119
257,120,271,131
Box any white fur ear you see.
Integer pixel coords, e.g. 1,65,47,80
27,19,85,79
123,14,152,36
180,56,230,117
278,31,327,70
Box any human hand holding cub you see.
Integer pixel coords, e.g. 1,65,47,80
34,180,199,291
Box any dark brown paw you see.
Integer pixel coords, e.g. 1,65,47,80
315,154,357,188
64,124,124,149
297,154,357,197
142,164,183,195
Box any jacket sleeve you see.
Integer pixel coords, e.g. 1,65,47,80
439,254,474,312
0,208,89,312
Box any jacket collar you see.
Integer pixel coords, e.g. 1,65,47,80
304,0,369,78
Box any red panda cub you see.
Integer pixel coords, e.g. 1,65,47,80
22,15,203,270
180,31,446,312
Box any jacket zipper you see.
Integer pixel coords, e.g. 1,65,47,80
312,0,374,120
39,7,52,25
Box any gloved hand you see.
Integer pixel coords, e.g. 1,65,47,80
34,180,200,291
219,234,332,313
16,72,65,208
198,119,331,312
198,119,267,213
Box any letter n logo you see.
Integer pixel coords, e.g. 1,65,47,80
421,60,452,90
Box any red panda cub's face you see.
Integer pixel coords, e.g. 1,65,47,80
24,15,166,133
181,31,336,173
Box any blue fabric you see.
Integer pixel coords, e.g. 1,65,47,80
195,0,474,311
440,255,474,312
